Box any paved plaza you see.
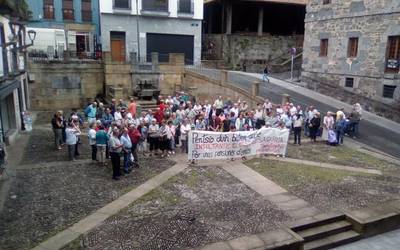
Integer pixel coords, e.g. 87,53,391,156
1,112,400,250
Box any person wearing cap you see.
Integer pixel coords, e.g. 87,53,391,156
109,129,123,180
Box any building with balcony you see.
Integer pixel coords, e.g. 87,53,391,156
0,14,31,144
25,0,100,55
100,0,203,63
301,0,400,121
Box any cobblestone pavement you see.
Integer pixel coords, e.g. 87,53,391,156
65,166,291,250
0,113,175,250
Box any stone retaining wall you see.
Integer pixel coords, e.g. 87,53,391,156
28,62,104,110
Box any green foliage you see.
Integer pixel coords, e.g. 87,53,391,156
0,0,32,20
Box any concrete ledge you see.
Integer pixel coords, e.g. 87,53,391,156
346,199,400,238
195,228,303,250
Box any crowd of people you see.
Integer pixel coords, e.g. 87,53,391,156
51,93,363,180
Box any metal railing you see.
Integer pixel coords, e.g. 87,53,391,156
28,50,102,63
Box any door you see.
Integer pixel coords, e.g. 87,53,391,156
146,33,194,64
110,31,126,62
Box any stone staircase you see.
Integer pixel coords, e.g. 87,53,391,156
137,100,158,112
291,213,361,250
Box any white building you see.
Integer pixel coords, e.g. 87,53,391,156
100,0,203,64
0,15,30,144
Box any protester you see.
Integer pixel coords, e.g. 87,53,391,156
293,113,303,145
65,122,80,161
309,112,321,142
322,112,334,142
109,129,123,180
88,122,97,162
51,111,64,150
96,125,109,166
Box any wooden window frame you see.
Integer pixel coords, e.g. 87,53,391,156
113,0,131,10
322,0,331,4
347,37,358,58
62,0,74,20
319,39,328,57
385,36,400,73
43,0,55,20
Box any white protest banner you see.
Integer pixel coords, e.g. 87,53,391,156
188,128,290,160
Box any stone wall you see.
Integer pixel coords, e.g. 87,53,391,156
203,34,304,72
302,0,400,121
28,61,104,110
183,70,264,108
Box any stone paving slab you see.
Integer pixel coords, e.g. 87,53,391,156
221,162,287,196
32,163,187,250
266,157,382,175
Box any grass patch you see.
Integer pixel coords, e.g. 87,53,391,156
286,143,398,170
245,158,372,189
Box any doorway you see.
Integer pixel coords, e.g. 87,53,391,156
110,31,126,62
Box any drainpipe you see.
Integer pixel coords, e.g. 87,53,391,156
136,0,141,61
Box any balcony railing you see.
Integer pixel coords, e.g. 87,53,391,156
142,0,169,12
178,0,194,14
81,10,92,22
63,8,74,20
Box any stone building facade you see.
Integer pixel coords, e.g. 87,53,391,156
301,0,400,121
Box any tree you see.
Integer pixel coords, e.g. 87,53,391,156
0,0,32,21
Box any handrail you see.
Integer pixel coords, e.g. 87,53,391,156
277,52,303,66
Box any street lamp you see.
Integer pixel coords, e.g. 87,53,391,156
27,30,36,46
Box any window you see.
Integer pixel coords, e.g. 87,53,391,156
345,77,354,88
142,0,169,12
114,0,130,9
323,0,331,4
178,0,193,14
81,0,92,22
62,0,74,20
347,37,358,58
385,36,400,72
383,85,396,98
320,39,328,57
43,0,55,19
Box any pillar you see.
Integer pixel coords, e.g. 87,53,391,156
221,70,228,85
258,7,264,36
226,3,232,35
252,81,260,97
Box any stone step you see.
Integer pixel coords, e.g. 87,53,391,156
291,212,346,232
298,220,353,242
303,230,361,250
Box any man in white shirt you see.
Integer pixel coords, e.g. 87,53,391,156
120,128,132,174
180,119,191,154
88,122,97,162
230,103,239,119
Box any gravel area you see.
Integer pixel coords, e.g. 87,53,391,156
66,166,291,250
0,156,174,250
247,159,400,212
